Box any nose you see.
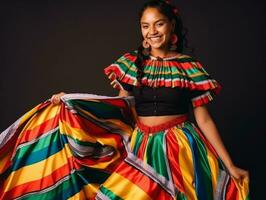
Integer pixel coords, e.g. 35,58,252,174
149,25,158,35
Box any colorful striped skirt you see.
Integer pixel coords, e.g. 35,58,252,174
0,94,249,200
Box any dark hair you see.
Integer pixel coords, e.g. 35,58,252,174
135,0,190,84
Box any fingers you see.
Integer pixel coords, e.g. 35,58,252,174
50,92,65,104
241,169,249,180
110,80,123,90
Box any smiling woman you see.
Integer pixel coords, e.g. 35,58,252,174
141,7,176,55
0,0,250,200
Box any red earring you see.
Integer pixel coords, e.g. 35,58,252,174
171,34,178,44
142,40,150,55
142,40,150,49
170,34,178,50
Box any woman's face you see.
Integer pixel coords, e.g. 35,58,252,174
140,7,174,51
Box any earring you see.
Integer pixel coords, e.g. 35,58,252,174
142,40,150,56
142,40,150,48
170,34,178,51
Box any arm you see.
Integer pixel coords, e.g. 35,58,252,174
193,105,249,180
118,89,130,97
193,105,234,168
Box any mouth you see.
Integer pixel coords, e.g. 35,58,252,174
147,35,163,43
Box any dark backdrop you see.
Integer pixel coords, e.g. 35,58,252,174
1,1,265,199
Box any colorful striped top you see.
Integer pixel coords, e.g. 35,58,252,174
104,50,222,108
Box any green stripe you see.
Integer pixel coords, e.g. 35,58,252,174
176,191,188,200
15,129,58,160
67,100,124,120
99,186,123,200
110,54,219,90
132,130,144,155
146,132,169,180
185,124,213,199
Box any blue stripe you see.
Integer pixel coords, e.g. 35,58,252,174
7,130,68,175
182,127,210,200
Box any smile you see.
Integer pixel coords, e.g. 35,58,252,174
148,36,163,42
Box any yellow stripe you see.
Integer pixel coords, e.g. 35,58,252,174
60,120,122,169
83,183,100,199
18,104,60,139
89,150,121,169
61,118,131,146
130,129,138,151
103,172,152,200
18,104,44,127
173,127,197,200
68,183,100,200
3,143,73,192
232,176,250,200
205,147,219,193
67,190,85,200
60,119,97,143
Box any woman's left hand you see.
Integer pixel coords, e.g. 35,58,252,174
227,165,249,181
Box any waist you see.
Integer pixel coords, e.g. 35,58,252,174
136,114,189,134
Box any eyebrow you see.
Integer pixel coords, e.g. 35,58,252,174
140,19,167,25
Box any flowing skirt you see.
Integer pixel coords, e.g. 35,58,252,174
0,94,249,200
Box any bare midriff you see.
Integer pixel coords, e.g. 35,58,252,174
137,114,188,126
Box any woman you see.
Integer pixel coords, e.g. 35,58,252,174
1,0,249,199
52,1,250,199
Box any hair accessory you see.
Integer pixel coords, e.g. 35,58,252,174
162,0,180,16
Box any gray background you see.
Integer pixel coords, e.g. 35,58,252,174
1,1,265,199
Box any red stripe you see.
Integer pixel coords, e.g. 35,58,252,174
176,61,202,70
19,114,60,144
136,115,188,134
192,124,219,158
115,161,172,199
0,156,78,200
101,99,127,109
125,53,137,61
192,95,212,107
0,102,54,156
136,134,149,160
61,107,124,142
105,62,221,93
60,106,127,165
165,129,186,193
226,178,238,200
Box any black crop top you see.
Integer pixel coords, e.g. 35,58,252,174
121,82,204,116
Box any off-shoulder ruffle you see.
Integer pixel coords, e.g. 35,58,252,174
104,51,222,107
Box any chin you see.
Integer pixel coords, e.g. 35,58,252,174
150,44,166,50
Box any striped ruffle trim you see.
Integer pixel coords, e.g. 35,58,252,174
104,51,222,107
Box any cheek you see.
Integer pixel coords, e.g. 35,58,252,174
141,29,148,38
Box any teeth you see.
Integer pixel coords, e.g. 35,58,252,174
149,36,161,42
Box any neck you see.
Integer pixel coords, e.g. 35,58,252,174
150,48,176,58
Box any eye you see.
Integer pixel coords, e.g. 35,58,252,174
156,22,164,27
142,25,149,29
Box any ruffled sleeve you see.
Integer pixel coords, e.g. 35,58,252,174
181,58,222,108
104,51,138,91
